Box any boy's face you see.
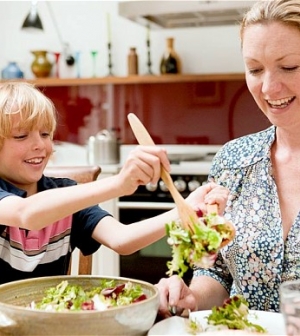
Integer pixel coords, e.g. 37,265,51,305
0,114,53,191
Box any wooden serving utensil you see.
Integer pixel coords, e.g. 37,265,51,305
127,113,198,232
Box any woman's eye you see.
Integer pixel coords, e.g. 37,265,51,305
282,66,299,72
247,68,262,75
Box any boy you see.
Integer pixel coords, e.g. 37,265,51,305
0,82,228,284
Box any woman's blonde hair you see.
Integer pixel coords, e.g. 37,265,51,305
240,0,300,46
0,81,57,148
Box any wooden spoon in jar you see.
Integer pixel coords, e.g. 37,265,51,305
127,113,198,232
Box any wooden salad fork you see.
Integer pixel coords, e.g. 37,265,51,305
127,113,198,232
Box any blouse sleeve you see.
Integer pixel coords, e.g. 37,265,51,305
193,251,233,293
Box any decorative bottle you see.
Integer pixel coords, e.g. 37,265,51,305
31,50,52,78
1,62,24,79
160,37,182,74
127,47,138,75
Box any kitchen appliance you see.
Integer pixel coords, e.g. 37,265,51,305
118,0,256,28
118,144,221,284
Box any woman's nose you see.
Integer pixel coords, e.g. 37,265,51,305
261,72,282,95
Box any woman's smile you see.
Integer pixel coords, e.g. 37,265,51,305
266,96,295,109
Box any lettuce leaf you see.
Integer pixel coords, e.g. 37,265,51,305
206,295,267,333
166,212,232,277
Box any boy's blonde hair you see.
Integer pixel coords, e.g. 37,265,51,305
0,81,57,148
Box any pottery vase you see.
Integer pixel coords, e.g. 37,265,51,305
1,62,24,79
31,50,52,78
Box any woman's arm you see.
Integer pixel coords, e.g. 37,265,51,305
189,275,229,310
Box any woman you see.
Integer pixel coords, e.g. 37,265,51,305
156,0,300,316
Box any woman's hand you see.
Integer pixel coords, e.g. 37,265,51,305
155,275,198,319
186,182,229,215
117,145,170,196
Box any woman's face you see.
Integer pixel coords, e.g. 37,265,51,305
0,113,53,190
242,21,300,130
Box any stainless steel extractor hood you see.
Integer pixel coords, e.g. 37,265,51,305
118,1,255,28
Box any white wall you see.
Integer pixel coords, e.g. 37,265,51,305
0,1,245,79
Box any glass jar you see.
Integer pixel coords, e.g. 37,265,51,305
160,37,182,74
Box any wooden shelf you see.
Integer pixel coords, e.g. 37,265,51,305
5,73,245,87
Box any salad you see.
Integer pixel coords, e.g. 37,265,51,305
166,209,235,277
29,279,147,312
186,295,266,334
206,295,267,333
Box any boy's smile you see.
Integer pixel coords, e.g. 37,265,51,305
0,116,53,194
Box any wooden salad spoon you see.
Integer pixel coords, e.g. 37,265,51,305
127,113,198,232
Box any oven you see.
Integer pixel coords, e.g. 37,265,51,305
118,145,220,284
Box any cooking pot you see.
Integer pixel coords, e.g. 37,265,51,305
88,129,120,165
0,275,159,336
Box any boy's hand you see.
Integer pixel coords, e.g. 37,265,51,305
117,145,170,196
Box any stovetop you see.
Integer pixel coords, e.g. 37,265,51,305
120,144,221,175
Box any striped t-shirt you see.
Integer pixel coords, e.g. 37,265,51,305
0,175,110,284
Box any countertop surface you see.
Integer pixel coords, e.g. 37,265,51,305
49,142,120,174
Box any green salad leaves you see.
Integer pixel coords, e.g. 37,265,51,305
166,212,234,277
30,280,147,312
185,295,267,334
206,295,267,333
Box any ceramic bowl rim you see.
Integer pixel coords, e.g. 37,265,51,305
0,275,159,315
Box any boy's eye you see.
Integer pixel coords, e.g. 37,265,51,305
41,132,51,137
13,134,27,139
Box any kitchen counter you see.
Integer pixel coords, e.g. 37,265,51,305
49,141,121,174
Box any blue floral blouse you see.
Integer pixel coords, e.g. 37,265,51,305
194,126,299,312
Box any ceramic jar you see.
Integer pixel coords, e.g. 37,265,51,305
127,47,138,75
1,62,24,79
31,50,52,78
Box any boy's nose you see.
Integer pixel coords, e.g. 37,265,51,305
32,135,45,150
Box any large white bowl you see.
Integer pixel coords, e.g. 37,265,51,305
0,275,159,336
